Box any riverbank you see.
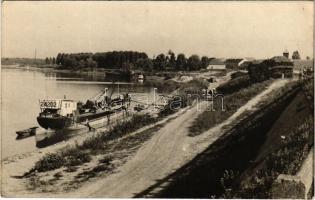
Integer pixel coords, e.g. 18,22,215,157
1,70,230,197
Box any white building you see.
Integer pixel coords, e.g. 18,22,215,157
207,58,226,70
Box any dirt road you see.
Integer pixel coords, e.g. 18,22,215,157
2,73,289,197
71,79,290,198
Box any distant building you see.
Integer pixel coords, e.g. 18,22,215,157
292,51,301,60
283,50,289,59
264,56,294,78
207,58,226,70
248,56,293,82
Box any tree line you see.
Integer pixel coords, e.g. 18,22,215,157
45,57,56,65
54,50,213,71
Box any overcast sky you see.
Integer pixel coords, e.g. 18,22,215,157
2,1,313,59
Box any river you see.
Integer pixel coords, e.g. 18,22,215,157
1,66,157,159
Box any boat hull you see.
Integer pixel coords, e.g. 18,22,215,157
37,109,118,130
37,116,72,130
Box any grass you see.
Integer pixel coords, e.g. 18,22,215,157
217,75,252,95
158,78,208,117
222,115,314,198
143,79,181,93
220,79,314,198
154,86,297,198
189,80,273,136
28,77,208,175
80,113,157,152
144,78,208,94
27,113,157,173
153,80,302,198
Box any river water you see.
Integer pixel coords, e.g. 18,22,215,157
1,67,157,159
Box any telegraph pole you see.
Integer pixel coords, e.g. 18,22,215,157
34,48,37,63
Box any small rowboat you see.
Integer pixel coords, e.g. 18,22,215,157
16,127,38,139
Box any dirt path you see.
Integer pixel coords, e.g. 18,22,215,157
2,73,288,197
69,79,290,198
188,79,290,154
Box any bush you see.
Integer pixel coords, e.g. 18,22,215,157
33,153,65,172
230,71,248,79
143,79,181,93
158,79,208,118
61,147,91,166
81,113,157,151
217,75,252,95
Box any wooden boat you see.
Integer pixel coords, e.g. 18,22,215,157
16,127,38,139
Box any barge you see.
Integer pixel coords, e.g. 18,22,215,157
37,88,131,130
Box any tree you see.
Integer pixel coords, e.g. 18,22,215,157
122,62,134,71
154,53,167,71
292,51,301,60
86,57,97,68
57,51,148,69
45,57,49,64
201,56,210,69
52,57,56,64
63,55,78,68
176,53,186,71
168,50,176,70
56,53,62,65
135,58,153,71
187,55,201,71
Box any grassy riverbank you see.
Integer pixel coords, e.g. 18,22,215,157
22,77,210,192
27,114,157,173
153,79,302,198
188,79,273,136
221,79,314,198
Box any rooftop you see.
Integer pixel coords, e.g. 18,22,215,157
209,58,225,65
270,56,292,63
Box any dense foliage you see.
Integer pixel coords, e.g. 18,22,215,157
216,75,252,95
158,79,209,117
55,50,212,71
2,57,45,65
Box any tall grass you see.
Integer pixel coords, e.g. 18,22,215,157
80,114,157,151
29,114,156,173
29,77,209,173
222,115,314,198
158,79,208,117
189,80,272,136
217,75,252,95
143,79,181,93
221,80,314,198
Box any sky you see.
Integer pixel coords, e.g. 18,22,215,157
2,1,314,59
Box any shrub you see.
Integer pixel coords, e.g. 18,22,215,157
33,153,65,172
143,79,181,93
158,79,208,118
231,71,247,79
217,75,252,95
61,147,91,166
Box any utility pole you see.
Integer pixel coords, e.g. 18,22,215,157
34,48,37,63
